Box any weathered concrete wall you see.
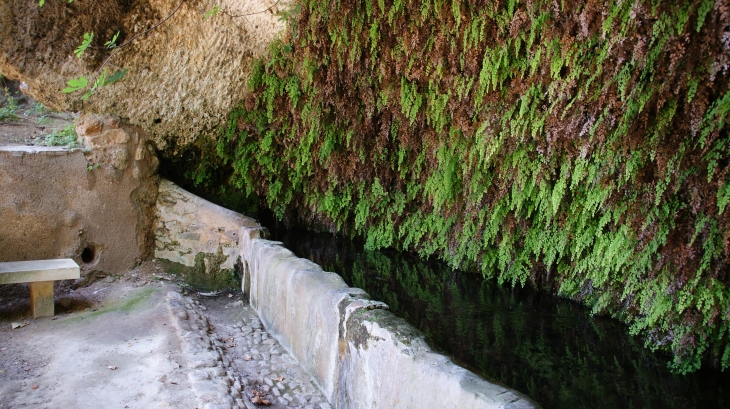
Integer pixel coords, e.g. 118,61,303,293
238,227,537,409
337,308,526,408
154,179,258,289
0,114,158,275
0,0,289,152
240,236,373,400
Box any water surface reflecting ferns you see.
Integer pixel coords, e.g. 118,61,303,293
274,228,729,409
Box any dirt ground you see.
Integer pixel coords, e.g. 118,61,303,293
0,80,74,147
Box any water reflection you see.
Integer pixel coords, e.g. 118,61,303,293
272,228,729,409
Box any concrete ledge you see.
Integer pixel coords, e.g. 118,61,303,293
0,146,74,153
337,308,535,409
245,238,377,400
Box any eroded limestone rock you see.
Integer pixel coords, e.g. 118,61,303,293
0,0,288,151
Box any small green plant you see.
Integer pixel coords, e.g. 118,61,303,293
38,0,73,6
25,102,48,116
38,124,80,148
105,31,120,49
74,32,94,58
0,87,19,122
62,76,88,94
87,163,99,171
25,101,53,125
204,6,220,20
63,68,128,100
36,115,51,125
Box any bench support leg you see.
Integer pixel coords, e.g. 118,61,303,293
29,281,54,318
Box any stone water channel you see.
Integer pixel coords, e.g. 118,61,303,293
271,228,730,409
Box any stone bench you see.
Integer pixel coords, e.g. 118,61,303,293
0,259,80,318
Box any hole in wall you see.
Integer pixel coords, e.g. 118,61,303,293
81,246,97,264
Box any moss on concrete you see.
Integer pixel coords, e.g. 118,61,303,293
62,286,156,324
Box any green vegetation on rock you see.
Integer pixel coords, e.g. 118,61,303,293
184,0,730,373
37,124,80,148
0,87,19,122
156,250,238,291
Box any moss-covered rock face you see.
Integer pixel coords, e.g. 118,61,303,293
185,0,730,373
157,250,236,291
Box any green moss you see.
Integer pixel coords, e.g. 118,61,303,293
63,287,156,323
115,287,156,313
155,249,237,291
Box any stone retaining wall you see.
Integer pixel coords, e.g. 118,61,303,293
154,179,259,290
156,181,538,409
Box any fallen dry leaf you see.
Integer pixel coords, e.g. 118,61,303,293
243,355,252,361
251,396,271,406
31,384,38,390
274,377,284,382
107,366,117,370
11,322,28,330
228,293,233,298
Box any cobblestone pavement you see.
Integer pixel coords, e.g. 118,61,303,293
167,291,330,409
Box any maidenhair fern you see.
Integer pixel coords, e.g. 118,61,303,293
179,0,730,374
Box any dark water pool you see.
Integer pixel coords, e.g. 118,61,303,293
271,228,729,409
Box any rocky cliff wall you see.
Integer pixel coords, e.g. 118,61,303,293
0,0,288,151
182,0,730,373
